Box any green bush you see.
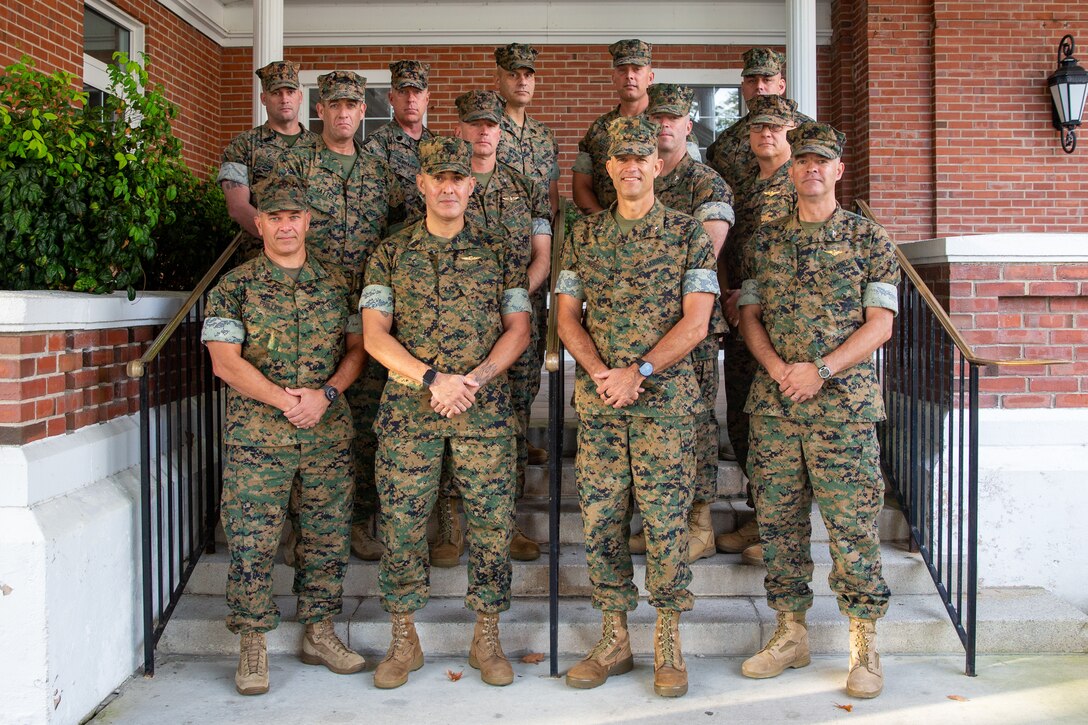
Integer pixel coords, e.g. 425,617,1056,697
0,54,188,298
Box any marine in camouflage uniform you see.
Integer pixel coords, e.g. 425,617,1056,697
717,95,799,539
202,175,366,694
645,83,735,562
705,48,814,194
218,60,318,264
557,116,719,697
360,60,435,221
274,71,405,559
360,136,531,689
737,123,898,698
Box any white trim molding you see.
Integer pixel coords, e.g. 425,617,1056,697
899,234,1088,265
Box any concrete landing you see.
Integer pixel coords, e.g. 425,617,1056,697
89,653,1088,724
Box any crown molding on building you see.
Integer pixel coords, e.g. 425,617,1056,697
899,234,1088,265
159,0,831,48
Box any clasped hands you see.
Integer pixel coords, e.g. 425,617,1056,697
429,372,481,418
773,362,824,403
282,387,330,429
594,365,645,409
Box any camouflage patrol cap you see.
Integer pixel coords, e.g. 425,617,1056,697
742,48,786,77
419,136,473,176
495,43,538,72
747,94,798,126
389,60,430,90
455,90,506,124
647,83,694,117
252,175,308,213
317,71,367,102
607,115,660,157
788,121,846,159
609,39,652,67
255,61,301,92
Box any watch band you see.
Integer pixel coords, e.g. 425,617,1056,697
422,368,438,387
814,357,832,380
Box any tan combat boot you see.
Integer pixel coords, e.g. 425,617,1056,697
429,496,464,568
527,441,549,465
628,528,647,555
468,612,514,686
351,517,384,561
846,617,883,698
235,631,269,696
373,613,425,689
510,523,541,561
301,619,365,674
282,524,297,568
716,517,760,553
741,542,764,566
653,609,688,697
565,611,634,689
742,610,811,678
687,501,716,562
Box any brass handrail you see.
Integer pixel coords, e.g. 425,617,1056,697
127,232,245,378
855,200,1068,368
544,199,568,373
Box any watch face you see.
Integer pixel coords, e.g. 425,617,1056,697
324,386,339,402
638,362,654,377
818,367,831,380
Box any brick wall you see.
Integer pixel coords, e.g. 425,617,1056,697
0,1,223,177
222,43,835,198
0,328,153,445
914,261,1088,408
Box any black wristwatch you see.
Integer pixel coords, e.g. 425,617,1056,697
322,384,340,403
635,358,654,377
814,357,832,380
422,368,438,388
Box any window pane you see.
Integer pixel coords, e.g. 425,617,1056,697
84,83,108,109
686,84,741,159
84,7,130,65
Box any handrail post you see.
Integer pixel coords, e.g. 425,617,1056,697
966,365,979,676
139,372,155,676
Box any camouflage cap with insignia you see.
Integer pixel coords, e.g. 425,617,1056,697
317,71,367,102
747,94,798,126
419,136,473,176
607,115,661,157
253,175,309,213
495,43,538,72
389,60,430,90
255,60,301,92
788,121,846,159
647,83,694,117
609,39,652,67
455,90,506,124
742,48,786,77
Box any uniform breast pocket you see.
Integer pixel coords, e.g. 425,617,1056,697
818,258,865,320
454,250,501,313
393,253,436,311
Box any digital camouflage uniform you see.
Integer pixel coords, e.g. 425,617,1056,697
649,83,736,506
361,198,531,614
738,124,899,620
361,61,434,221
275,71,406,531
457,90,553,497
217,61,319,262
203,251,360,634
557,186,719,612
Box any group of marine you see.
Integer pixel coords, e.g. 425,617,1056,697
202,38,900,703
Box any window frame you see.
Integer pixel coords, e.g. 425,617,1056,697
300,69,413,142
652,68,744,159
83,0,145,97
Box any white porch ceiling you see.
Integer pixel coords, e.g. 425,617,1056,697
157,0,832,48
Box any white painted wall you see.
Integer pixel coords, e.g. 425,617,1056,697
0,293,182,724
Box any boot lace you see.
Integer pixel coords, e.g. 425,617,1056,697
657,610,679,667
437,499,453,543
587,614,619,659
241,633,266,675
389,615,415,659
763,612,796,653
311,620,354,657
852,626,875,668
478,615,501,656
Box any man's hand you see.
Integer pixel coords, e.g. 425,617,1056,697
428,372,480,418
724,289,742,328
778,363,824,402
283,387,330,429
593,365,646,409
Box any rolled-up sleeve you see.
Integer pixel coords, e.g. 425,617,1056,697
737,278,761,307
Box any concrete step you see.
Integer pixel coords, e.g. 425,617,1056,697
213,500,910,548
158,587,1088,658
186,540,932,599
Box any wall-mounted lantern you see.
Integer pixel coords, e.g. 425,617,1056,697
1047,34,1088,153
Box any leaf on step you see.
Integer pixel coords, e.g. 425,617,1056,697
521,652,546,664
947,695,969,702
446,669,463,681
833,703,853,712
0,584,12,596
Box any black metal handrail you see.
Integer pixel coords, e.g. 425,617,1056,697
544,199,568,677
127,232,242,676
857,201,1066,676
